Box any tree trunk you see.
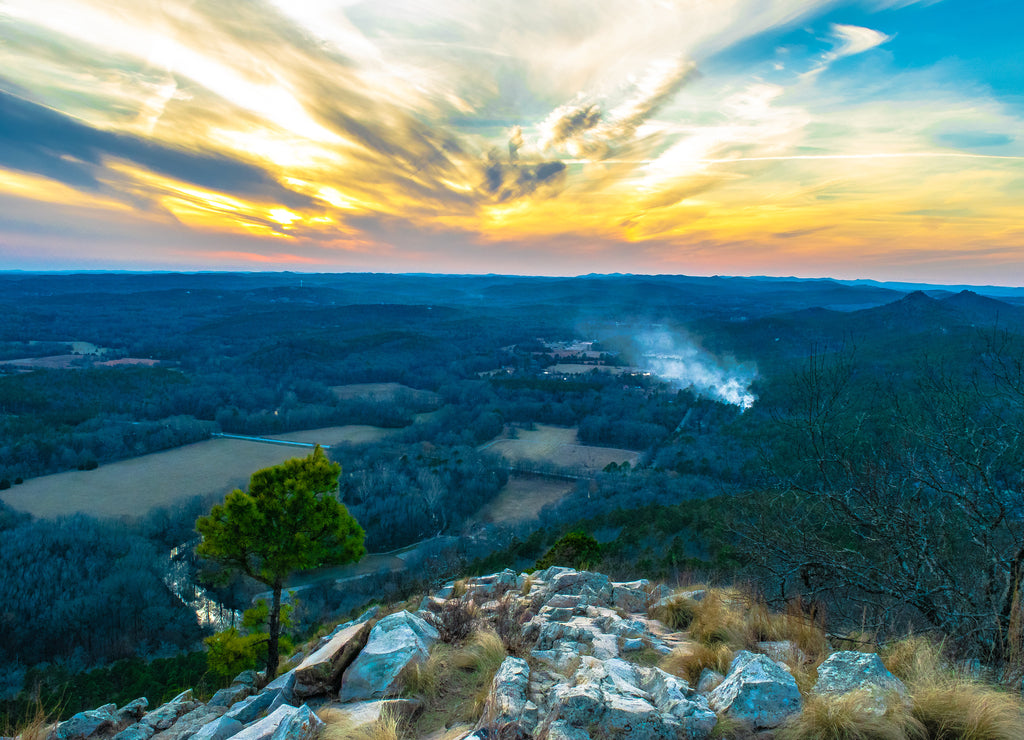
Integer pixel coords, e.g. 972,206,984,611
267,579,282,680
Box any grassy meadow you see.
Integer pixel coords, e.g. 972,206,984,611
0,425,396,519
485,424,641,471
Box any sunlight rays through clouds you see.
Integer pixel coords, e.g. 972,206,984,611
0,0,1021,281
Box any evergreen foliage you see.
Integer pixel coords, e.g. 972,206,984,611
196,446,365,678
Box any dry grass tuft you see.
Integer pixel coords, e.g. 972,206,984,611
5,702,54,740
320,705,403,740
451,579,469,599
910,679,1024,740
778,691,925,740
689,590,754,648
880,636,945,684
649,594,700,630
749,598,831,665
660,643,735,686
494,594,532,658
402,628,507,737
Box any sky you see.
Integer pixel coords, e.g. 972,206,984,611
1,0,1022,283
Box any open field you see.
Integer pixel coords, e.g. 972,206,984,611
0,425,398,519
0,354,82,370
330,382,440,406
545,363,634,375
484,424,641,471
476,474,575,524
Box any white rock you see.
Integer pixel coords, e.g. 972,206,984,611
338,611,438,702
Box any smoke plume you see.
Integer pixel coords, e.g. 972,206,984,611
637,329,756,409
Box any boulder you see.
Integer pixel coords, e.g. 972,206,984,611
112,725,155,740
188,717,242,740
549,572,613,605
324,700,421,728
708,651,801,729
229,707,298,740
207,685,254,710
756,641,806,665
225,691,281,726
813,651,907,712
695,669,723,694
151,706,227,740
294,618,373,698
338,611,439,702
611,580,652,613
264,672,297,705
141,692,199,732
539,659,714,740
638,667,717,737
268,706,322,740
231,671,260,689
114,700,150,727
466,569,519,600
544,720,590,740
54,704,117,740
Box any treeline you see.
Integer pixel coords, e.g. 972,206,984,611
0,415,215,481
337,444,508,550
0,501,206,669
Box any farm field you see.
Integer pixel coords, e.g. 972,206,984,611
545,363,633,375
476,474,575,524
484,424,641,472
0,424,397,519
267,425,392,446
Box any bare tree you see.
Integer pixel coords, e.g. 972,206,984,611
744,335,1024,671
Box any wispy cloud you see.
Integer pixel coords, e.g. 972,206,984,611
0,0,1021,282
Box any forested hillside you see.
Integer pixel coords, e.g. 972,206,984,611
3,272,1024,718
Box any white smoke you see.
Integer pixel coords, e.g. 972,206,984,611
637,330,757,410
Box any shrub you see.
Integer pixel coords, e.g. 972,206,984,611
534,531,601,571
428,597,478,645
494,594,531,658
204,628,266,681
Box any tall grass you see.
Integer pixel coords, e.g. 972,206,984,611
778,691,925,740
402,629,507,737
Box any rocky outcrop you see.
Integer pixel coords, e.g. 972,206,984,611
48,567,936,740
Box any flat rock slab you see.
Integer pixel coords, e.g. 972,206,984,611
229,706,298,740
323,699,421,727
294,619,373,698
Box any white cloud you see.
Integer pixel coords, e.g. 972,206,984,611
829,23,892,60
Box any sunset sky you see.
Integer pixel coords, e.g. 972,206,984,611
1,0,1022,283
